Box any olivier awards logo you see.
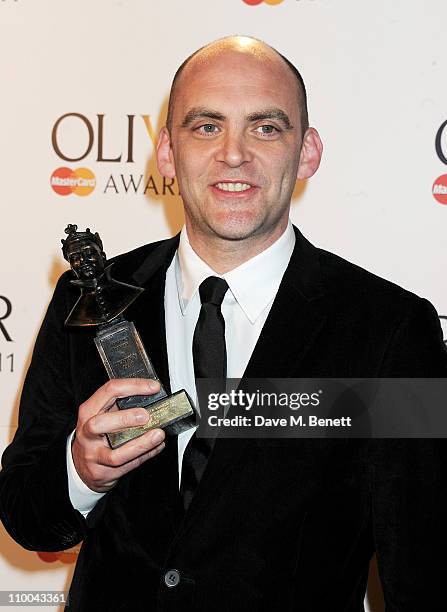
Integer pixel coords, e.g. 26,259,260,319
50,112,179,198
0,295,14,373
0,295,12,342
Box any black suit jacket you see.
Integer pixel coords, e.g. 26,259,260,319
1,227,447,611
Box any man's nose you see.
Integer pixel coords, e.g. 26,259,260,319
215,130,253,167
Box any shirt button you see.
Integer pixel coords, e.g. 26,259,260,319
164,569,181,588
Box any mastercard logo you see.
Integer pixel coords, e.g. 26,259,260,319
37,549,79,564
242,0,284,5
51,167,96,196
432,174,447,205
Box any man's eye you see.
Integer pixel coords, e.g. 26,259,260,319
196,124,219,135
255,125,279,136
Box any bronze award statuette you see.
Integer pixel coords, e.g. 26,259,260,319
61,224,197,449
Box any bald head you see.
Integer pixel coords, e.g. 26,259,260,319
166,36,309,137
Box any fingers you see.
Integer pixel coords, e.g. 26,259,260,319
97,428,166,468
72,426,166,492
85,406,152,436
72,379,166,492
79,378,161,421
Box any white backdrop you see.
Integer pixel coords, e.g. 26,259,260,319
1,1,446,610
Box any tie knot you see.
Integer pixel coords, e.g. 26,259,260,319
199,276,228,306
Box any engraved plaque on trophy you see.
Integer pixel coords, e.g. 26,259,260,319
61,224,197,449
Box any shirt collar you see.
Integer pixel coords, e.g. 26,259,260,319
175,221,295,324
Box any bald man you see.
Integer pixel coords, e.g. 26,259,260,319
1,37,446,611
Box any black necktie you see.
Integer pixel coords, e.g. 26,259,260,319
180,276,229,510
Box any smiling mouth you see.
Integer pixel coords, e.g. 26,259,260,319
213,181,255,193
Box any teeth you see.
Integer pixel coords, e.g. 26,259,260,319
215,182,252,192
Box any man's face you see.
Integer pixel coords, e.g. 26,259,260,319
68,241,104,280
158,48,309,245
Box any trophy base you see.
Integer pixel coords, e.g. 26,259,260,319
106,389,196,449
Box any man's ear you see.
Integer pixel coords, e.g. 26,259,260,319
297,128,323,180
156,127,176,179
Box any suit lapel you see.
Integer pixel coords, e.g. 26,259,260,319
129,234,180,393
127,234,185,528
180,226,330,526
243,225,328,378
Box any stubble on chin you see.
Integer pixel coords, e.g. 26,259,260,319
188,207,261,242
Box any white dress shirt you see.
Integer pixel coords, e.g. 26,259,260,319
67,221,295,516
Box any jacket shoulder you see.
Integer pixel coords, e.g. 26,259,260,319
317,247,426,312
108,235,177,281
314,247,446,375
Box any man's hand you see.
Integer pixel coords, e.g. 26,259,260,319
71,378,166,492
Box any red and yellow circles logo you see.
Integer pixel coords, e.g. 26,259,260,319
51,167,96,196
37,546,79,564
243,0,284,5
432,174,447,205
